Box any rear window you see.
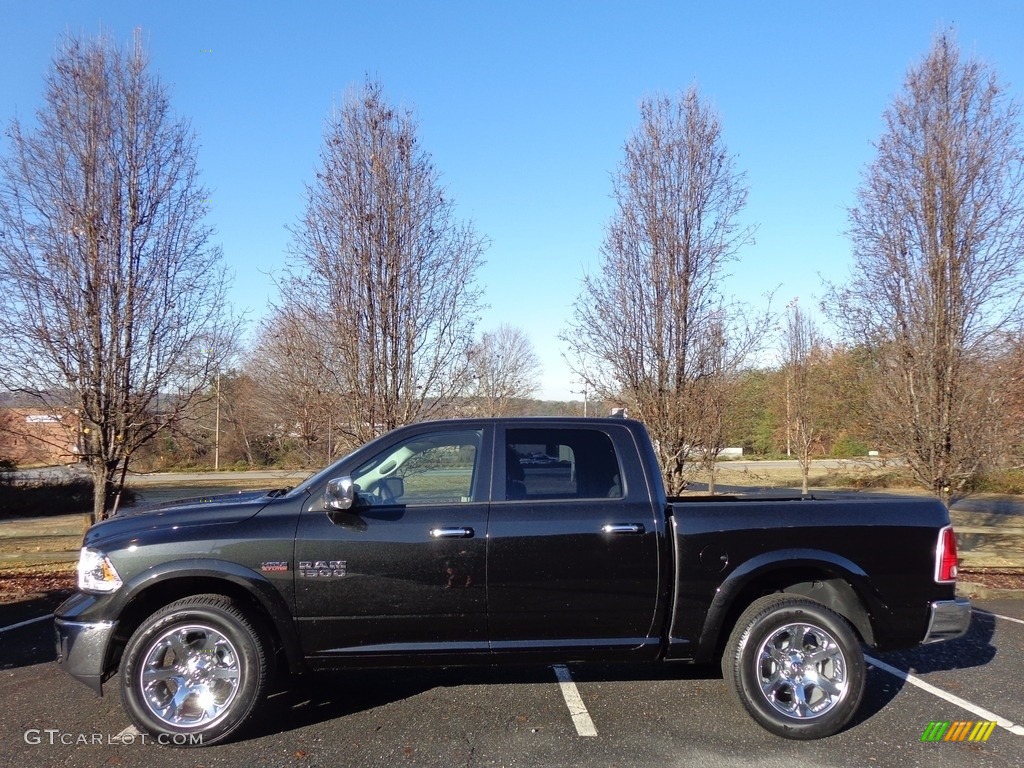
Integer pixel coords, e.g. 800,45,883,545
505,428,622,501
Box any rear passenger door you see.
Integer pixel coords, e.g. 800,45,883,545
486,424,662,655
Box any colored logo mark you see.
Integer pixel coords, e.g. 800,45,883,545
921,721,997,742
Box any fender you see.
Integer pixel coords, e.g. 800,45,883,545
108,557,304,674
694,547,887,662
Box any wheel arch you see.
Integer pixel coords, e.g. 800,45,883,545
695,549,882,663
104,559,304,682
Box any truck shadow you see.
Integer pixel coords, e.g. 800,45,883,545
256,661,722,739
850,608,997,728
0,593,70,671
257,665,553,736
256,611,998,741
870,607,996,674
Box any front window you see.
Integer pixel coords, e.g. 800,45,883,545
350,429,482,506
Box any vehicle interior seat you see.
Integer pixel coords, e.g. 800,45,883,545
506,449,527,500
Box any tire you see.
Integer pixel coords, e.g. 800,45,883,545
723,594,865,740
119,594,271,747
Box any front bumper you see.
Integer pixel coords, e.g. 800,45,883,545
54,616,117,695
923,597,971,643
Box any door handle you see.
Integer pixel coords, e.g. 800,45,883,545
602,523,645,535
429,527,475,539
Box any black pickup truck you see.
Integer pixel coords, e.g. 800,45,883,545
55,416,970,745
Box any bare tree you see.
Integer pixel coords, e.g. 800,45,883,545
1005,335,1024,462
213,371,274,466
688,308,768,493
467,325,542,416
0,408,17,466
781,301,824,494
243,311,342,463
828,33,1024,498
564,88,758,494
0,32,239,521
283,79,486,446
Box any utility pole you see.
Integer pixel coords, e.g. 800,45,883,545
214,371,220,471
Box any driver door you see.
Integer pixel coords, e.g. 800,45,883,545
294,426,491,662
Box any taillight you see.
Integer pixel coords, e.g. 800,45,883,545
935,526,959,583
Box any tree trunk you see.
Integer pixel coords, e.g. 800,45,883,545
90,462,113,524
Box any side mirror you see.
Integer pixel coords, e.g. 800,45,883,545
324,476,355,511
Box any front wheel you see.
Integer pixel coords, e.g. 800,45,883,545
723,594,865,740
119,594,270,747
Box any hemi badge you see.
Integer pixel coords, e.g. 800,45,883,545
261,561,289,572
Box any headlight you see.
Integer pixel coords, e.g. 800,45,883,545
77,547,123,593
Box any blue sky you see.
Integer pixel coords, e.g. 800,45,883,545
3,1,1024,399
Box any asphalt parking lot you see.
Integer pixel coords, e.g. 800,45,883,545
0,600,1021,768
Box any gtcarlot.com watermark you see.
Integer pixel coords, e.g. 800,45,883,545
24,728,202,747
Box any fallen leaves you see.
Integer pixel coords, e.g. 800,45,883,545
0,565,75,604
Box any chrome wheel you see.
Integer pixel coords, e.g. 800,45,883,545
724,595,866,739
755,621,848,719
137,623,242,728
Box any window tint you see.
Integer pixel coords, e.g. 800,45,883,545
505,428,622,501
351,430,481,506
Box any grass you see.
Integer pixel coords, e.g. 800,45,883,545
809,468,919,490
692,461,917,491
968,469,1024,495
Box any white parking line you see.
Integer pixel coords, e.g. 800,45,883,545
552,665,597,737
866,655,1024,736
978,610,1024,627
0,614,53,635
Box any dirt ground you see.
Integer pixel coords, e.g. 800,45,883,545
0,562,75,605
957,568,1024,591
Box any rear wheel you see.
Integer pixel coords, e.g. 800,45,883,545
120,594,270,747
723,594,865,740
